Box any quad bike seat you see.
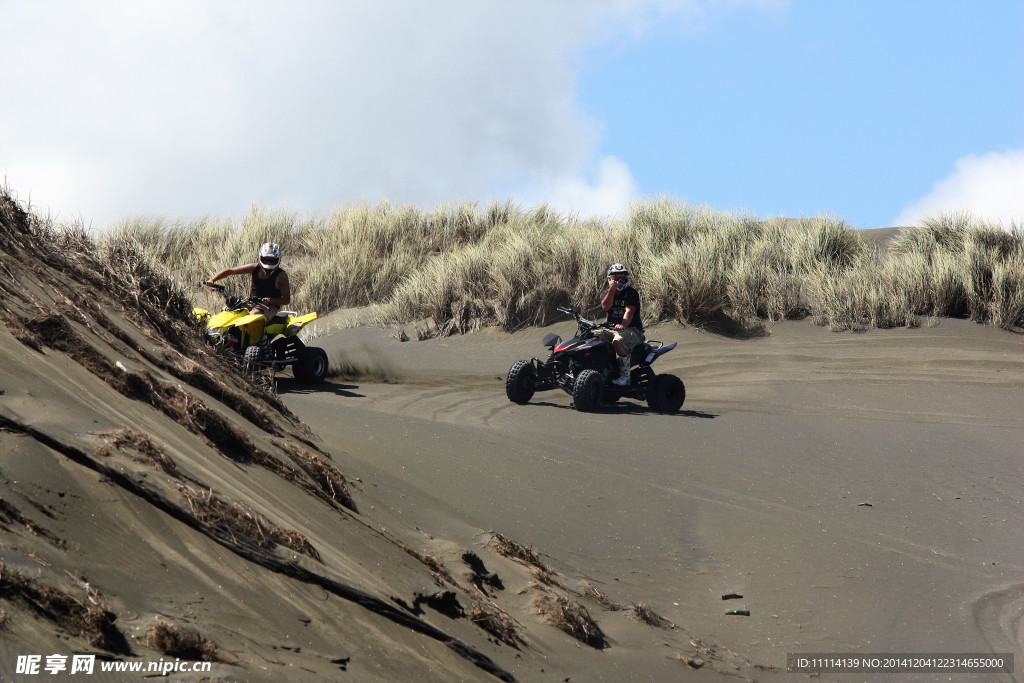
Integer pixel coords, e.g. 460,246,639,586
264,310,299,335
268,311,298,325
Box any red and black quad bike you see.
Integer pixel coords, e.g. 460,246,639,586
505,305,685,413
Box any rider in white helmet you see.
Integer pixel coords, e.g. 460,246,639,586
597,263,645,387
205,242,291,324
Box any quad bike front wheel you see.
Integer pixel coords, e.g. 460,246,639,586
243,345,267,373
572,369,604,412
505,360,536,404
294,346,328,383
647,373,686,413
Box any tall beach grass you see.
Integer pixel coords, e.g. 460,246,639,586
100,199,1024,335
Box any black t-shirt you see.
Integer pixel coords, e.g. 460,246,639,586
250,267,286,299
605,285,643,331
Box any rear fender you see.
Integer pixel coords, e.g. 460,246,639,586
642,341,676,365
284,312,318,336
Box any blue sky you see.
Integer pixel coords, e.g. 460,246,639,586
1,1,1021,230
577,0,1024,227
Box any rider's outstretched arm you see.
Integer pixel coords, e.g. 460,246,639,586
205,263,256,286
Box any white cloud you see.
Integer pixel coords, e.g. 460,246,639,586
894,149,1024,228
521,155,640,220
0,0,776,226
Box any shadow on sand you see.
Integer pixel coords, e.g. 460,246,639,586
529,399,717,418
275,377,365,398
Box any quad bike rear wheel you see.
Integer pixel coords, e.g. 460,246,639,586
647,373,686,413
505,360,536,404
294,346,328,383
572,369,604,412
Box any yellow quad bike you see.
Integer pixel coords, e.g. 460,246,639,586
193,283,328,383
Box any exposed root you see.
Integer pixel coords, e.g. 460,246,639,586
487,532,542,566
0,305,43,351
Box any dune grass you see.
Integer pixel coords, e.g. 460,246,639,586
98,198,1024,335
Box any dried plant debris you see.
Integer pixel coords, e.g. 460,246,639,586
398,543,455,584
0,566,129,653
145,621,218,661
278,442,356,512
629,603,676,629
0,306,43,351
534,593,608,650
579,579,624,611
179,487,320,561
94,429,180,477
487,532,543,566
469,606,521,648
487,532,560,586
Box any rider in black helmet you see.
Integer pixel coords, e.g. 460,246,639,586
597,263,645,387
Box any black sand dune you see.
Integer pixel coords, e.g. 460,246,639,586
2,189,1022,681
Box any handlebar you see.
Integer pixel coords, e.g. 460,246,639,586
555,305,604,331
202,282,263,311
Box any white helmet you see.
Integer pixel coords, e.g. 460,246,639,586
607,263,630,290
258,242,281,273
607,263,630,278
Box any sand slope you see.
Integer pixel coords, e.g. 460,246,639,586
283,312,1024,681
0,199,521,681
0,196,758,681
3,187,1022,681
